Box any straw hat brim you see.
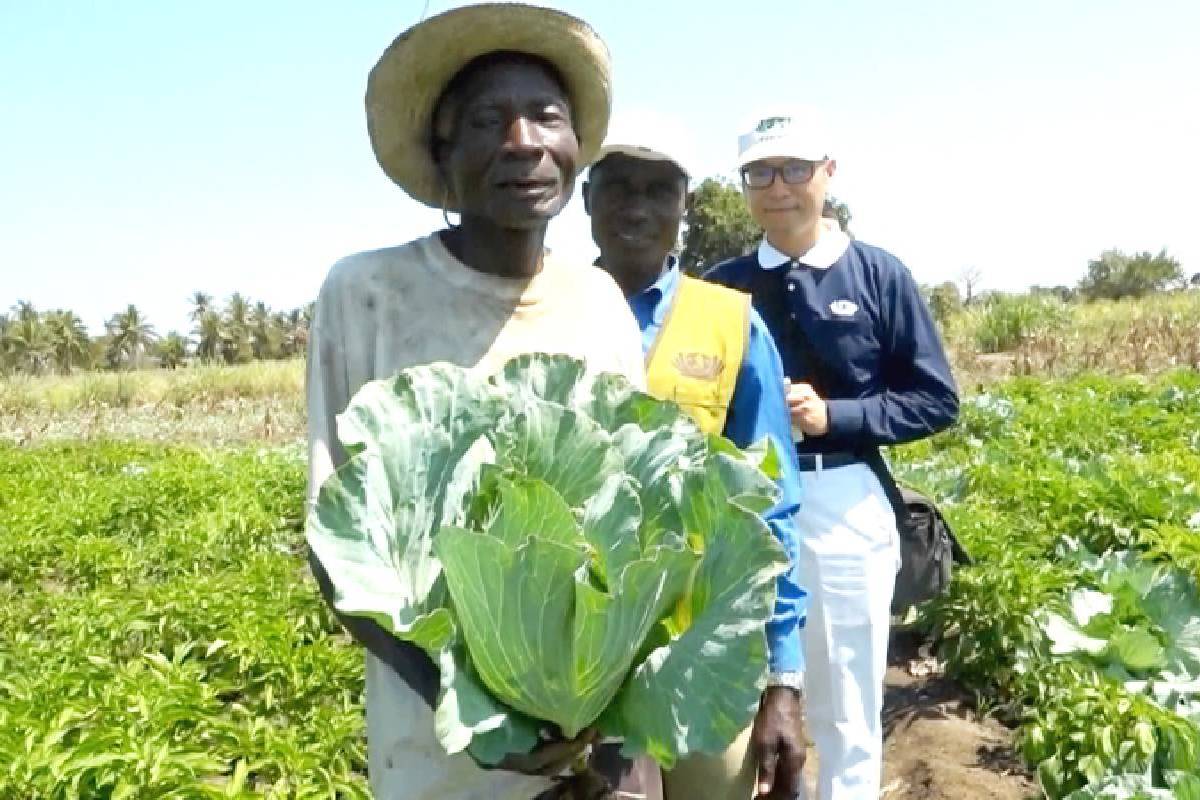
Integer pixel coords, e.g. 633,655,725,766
366,3,612,210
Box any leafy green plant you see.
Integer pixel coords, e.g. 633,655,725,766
0,441,368,798
306,354,788,770
893,369,1200,794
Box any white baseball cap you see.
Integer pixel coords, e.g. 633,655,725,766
590,110,692,180
737,107,833,168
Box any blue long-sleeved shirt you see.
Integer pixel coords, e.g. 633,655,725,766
705,239,959,454
627,262,806,674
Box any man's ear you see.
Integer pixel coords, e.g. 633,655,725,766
431,139,449,183
582,180,592,215
826,159,838,178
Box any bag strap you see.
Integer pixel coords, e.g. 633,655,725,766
748,263,914,529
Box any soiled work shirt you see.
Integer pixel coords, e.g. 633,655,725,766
306,232,646,800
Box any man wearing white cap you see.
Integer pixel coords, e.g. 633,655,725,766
706,110,959,799
584,126,809,800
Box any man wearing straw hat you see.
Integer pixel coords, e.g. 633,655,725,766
305,5,658,798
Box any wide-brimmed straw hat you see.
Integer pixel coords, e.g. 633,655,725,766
366,3,612,210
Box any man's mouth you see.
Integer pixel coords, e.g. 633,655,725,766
497,178,557,197
611,228,657,248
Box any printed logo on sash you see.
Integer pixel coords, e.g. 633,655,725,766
829,300,858,317
672,352,724,381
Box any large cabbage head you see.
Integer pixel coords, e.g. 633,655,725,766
306,354,789,767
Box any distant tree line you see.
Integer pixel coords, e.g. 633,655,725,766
925,249,1195,325
0,293,313,376
4,182,1195,377
676,177,1195,311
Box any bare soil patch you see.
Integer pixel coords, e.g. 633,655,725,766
802,629,1038,800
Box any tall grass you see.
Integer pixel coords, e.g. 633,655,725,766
0,359,304,414
945,291,1200,380
961,295,1074,354
2,292,1198,421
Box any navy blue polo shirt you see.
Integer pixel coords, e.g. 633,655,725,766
705,234,959,457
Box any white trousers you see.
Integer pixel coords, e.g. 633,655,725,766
796,464,900,800
364,654,553,800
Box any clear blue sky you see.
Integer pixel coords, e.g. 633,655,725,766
3,1,1197,335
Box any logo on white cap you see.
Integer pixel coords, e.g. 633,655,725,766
738,108,831,168
756,116,792,134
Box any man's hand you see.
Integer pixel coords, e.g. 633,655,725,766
751,687,808,799
785,380,829,437
498,727,598,777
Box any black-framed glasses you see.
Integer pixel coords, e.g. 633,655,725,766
740,159,825,189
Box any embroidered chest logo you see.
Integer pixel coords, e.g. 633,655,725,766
673,352,724,381
829,300,859,317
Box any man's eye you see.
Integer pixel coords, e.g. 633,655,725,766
536,108,568,125
468,112,503,129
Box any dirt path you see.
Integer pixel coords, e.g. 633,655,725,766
802,630,1038,800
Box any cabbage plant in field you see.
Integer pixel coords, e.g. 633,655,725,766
306,353,789,769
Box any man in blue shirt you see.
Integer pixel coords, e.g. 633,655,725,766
584,130,809,800
707,109,959,800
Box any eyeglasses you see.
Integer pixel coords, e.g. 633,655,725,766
740,160,825,189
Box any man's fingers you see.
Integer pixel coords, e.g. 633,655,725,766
513,730,595,775
773,746,806,796
792,382,818,400
755,744,778,798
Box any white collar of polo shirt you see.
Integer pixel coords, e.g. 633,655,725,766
758,219,851,270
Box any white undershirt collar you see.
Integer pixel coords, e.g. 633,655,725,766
758,220,851,270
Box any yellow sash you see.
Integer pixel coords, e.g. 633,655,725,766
645,275,750,434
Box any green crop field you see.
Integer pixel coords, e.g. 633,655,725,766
1,368,1198,798
0,444,367,798
894,370,1200,798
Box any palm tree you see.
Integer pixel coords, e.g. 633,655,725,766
250,301,277,360
43,309,91,373
194,310,224,363
105,304,158,369
3,301,51,374
223,293,252,363
0,312,11,374
189,291,213,323
275,308,309,358
156,331,189,369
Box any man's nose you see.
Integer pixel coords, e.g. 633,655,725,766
504,116,544,154
619,198,651,222
765,172,792,198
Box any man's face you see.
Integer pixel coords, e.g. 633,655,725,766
741,157,836,238
436,59,580,230
584,153,687,290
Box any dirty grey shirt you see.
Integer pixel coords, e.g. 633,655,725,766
305,232,646,799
